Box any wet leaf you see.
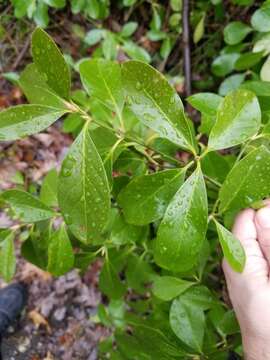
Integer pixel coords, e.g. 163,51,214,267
58,122,110,243
99,259,126,299
47,225,74,276
40,169,58,207
122,60,196,153
187,93,222,116
214,220,246,273
219,146,270,212
208,89,261,150
2,189,55,222
32,27,71,99
0,105,67,141
117,169,186,225
154,166,208,272
79,59,124,118
152,276,194,301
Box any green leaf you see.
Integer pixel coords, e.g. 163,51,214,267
85,29,104,45
0,105,67,141
58,122,110,244
122,60,196,153
208,89,261,151
187,93,222,116
201,152,231,184
193,14,205,44
33,2,49,28
19,64,67,108
102,32,118,60
79,59,124,118
234,51,263,71
261,55,270,81
122,41,151,63
179,285,218,310
170,296,205,352
47,225,74,276
2,189,55,222
126,254,155,294
31,27,71,99
218,74,245,96
40,169,58,207
240,80,270,96
99,259,126,299
152,276,194,301
170,0,182,11
154,166,208,272
224,21,252,45
219,146,270,212
251,4,270,33
118,169,185,225
0,231,16,282
212,54,239,77
214,220,246,273
121,22,138,37
44,0,66,8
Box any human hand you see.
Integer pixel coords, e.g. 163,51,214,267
223,205,270,360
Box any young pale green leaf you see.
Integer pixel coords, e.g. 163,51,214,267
79,59,124,118
154,166,208,272
219,146,270,213
58,122,110,244
251,4,270,32
261,55,270,82
0,231,16,282
211,53,239,77
234,51,264,71
214,220,246,273
187,93,222,116
40,169,58,207
99,259,126,299
47,225,74,276
0,105,67,141
152,276,195,301
2,189,55,222
117,169,186,225
122,41,151,63
208,89,261,151
19,63,67,109
224,21,252,45
31,27,71,99
193,14,205,44
122,60,196,153
170,296,205,352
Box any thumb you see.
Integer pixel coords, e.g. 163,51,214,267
255,205,270,266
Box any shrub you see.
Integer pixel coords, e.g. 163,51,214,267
1,27,270,359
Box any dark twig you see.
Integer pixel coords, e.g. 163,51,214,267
182,0,191,97
11,34,31,71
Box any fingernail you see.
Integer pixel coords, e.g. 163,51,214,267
256,207,270,228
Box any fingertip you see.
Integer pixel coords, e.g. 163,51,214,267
232,208,257,242
255,206,270,230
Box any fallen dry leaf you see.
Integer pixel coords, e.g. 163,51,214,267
28,310,51,333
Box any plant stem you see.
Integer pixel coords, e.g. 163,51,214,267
182,0,192,97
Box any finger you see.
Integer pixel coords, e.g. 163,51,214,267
255,205,270,266
223,208,267,286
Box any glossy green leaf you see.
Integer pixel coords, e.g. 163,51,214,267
218,74,245,96
224,21,252,45
58,122,110,243
0,231,16,282
0,105,67,141
187,93,222,116
241,80,270,96
201,152,231,183
208,89,261,150
170,296,205,352
261,55,270,81
31,27,70,99
179,285,218,310
212,54,239,77
152,276,194,301
47,225,74,276
2,189,55,222
219,146,270,212
234,51,263,71
251,4,270,33
154,166,208,272
215,220,245,272
19,63,67,108
122,60,196,152
40,169,58,207
79,59,124,118
118,169,185,225
99,259,126,299
122,41,151,63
